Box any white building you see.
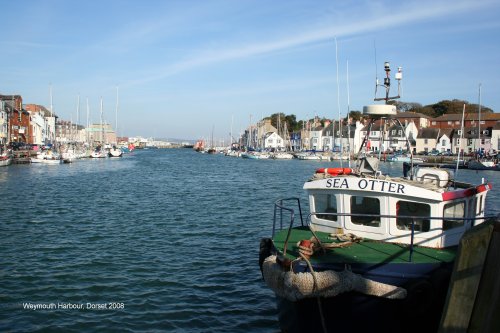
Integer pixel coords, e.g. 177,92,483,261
263,132,285,150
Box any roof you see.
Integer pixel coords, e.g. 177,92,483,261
417,128,440,139
438,129,453,139
433,113,500,121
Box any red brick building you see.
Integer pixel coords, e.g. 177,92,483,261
428,113,500,130
0,95,31,144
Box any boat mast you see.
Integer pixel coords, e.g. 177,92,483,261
478,83,482,155
86,97,90,145
115,86,119,140
100,97,104,145
335,37,342,165
455,104,466,185
76,94,80,143
346,60,351,168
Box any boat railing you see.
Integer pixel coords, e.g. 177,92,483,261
309,212,495,262
273,198,305,256
273,198,495,261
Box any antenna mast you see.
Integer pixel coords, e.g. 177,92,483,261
374,62,402,104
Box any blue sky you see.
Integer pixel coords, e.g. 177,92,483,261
2,0,500,141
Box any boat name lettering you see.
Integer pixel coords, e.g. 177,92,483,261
326,178,405,193
357,179,405,194
326,178,349,189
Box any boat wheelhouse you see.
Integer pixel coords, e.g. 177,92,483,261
307,161,490,249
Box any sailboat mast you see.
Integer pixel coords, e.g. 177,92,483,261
86,97,90,144
115,86,119,139
76,94,80,142
100,97,104,144
49,84,54,145
347,60,351,168
455,104,466,179
478,83,482,154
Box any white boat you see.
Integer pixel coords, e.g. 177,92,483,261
387,153,425,164
31,150,63,164
0,154,12,167
241,151,270,159
296,152,322,160
272,152,294,159
90,146,107,158
108,146,123,158
259,62,494,333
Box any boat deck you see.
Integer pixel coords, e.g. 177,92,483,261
273,226,456,265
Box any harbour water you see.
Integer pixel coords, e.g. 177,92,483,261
1,149,499,332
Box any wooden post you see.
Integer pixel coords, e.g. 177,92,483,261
439,219,500,333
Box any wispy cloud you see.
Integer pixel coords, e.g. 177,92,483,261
124,0,494,87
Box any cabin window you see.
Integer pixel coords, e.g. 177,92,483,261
396,201,430,232
443,201,465,230
315,194,337,221
350,196,380,227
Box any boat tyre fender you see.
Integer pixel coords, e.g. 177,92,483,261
262,255,407,301
316,168,352,176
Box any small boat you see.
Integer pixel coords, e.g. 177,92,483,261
90,145,107,158
0,154,12,167
296,152,322,160
272,152,294,159
467,159,499,171
387,153,425,164
108,146,123,158
31,150,63,164
259,62,494,333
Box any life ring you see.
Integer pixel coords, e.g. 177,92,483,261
316,167,352,176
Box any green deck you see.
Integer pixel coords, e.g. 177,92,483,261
273,226,457,264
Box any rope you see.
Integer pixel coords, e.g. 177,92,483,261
300,253,328,333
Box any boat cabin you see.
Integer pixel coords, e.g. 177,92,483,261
305,162,490,249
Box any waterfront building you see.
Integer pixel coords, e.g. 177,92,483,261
0,100,7,146
429,113,500,130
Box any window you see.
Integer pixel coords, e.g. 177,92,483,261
371,131,377,136
392,130,396,135
468,139,473,145
442,140,447,146
480,121,485,124
398,130,402,136
455,121,460,125
351,196,380,227
424,139,428,144
316,194,337,221
443,201,465,230
448,121,452,125
432,121,436,125
396,201,430,232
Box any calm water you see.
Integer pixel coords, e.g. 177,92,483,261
1,149,499,332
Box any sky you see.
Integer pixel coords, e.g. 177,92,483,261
2,0,500,142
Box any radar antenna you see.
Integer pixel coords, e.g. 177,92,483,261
374,62,402,104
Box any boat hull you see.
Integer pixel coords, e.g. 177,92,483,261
467,160,499,170
260,236,453,333
275,272,450,333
